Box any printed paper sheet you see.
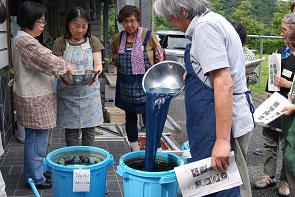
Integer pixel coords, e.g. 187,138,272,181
254,92,292,126
175,152,242,197
268,53,281,91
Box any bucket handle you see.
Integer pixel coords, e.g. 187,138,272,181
116,165,129,179
107,155,115,167
43,159,51,172
159,174,176,184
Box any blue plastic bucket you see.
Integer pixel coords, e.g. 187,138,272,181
43,146,114,197
117,151,184,197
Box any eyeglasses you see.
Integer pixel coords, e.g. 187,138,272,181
122,19,138,25
36,21,47,26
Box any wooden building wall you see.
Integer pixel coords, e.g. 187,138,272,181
0,0,13,149
0,0,8,70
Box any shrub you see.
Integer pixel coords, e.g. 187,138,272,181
247,38,284,54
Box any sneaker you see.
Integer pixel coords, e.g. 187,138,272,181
130,141,140,152
254,175,276,188
279,181,290,196
254,148,263,156
26,178,52,189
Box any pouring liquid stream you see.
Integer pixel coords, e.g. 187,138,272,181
144,87,180,172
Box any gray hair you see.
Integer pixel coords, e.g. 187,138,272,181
283,13,295,25
153,0,210,19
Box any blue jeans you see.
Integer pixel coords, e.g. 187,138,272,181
24,128,49,184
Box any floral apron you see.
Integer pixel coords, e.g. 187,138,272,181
115,30,152,113
57,37,103,128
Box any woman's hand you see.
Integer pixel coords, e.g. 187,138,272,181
274,76,292,88
89,65,102,86
282,105,295,116
66,64,76,75
57,75,67,85
262,92,272,102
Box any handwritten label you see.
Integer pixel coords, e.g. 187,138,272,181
73,169,90,192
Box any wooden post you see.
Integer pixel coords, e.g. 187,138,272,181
103,0,109,59
151,0,154,31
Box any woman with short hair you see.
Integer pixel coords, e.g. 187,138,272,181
13,1,75,189
110,5,165,151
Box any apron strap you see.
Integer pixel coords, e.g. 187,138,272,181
119,29,152,50
65,40,70,48
233,91,256,128
143,30,152,49
245,91,256,128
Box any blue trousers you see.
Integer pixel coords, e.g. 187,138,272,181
24,128,49,184
125,112,146,142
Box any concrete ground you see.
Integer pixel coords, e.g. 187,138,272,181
0,91,286,196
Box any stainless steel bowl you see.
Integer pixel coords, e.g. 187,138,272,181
61,70,98,86
142,61,186,97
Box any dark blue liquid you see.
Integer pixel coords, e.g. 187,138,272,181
144,88,180,171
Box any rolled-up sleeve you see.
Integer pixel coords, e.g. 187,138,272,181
15,36,68,76
193,22,229,75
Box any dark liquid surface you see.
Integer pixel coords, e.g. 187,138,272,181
51,151,105,166
126,159,178,172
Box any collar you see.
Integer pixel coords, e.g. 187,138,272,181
282,47,293,59
185,8,211,41
16,30,34,39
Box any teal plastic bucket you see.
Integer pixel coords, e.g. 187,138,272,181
181,141,192,163
43,146,114,197
181,141,189,150
117,151,184,197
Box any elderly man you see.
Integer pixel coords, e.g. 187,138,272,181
154,0,254,196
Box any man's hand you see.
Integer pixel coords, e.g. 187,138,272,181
274,76,292,88
211,139,230,171
183,71,187,81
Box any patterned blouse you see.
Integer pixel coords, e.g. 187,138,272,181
244,47,258,85
14,35,68,129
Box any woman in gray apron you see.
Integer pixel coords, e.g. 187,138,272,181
52,7,104,146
